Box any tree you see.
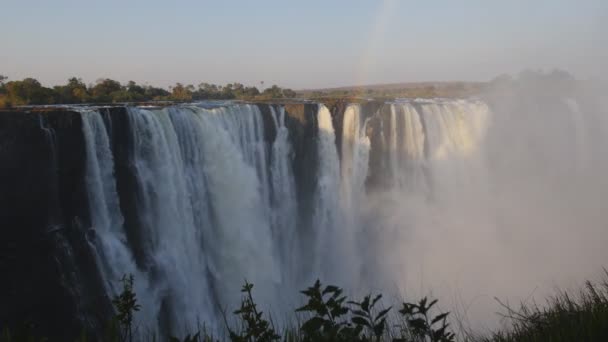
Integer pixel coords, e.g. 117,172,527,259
243,86,260,97
126,81,144,95
262,85,283,99
170,83,193,101
144,85,170,100
91,78,122,102
0,76,7,103
5,78,55,105
54,77,89,103
282,88,296,98
112,274,141,342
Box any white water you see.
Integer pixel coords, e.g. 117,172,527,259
311,104,347,282
80,110,158,329
268,106,299,290
77,96,608,337
340,104,370,212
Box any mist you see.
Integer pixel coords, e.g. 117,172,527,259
347,71,608,332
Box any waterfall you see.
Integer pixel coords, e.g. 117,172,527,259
125,107,216,332
181,105,279,313
269,105,298,288
80,109,158,330
340,104,371,211
41,95,607,337
73,100,494,335
311,104,348,282
211,104,272,214
384,102,426,190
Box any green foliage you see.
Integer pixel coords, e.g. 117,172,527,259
0,76,296,106
170,83,194,101
0,95,10,108
10,273,608,342
295,280,452,342
170,332,201,342
4,78,55,106
91,78,122,102
395,297,454,342
296,280,369,342
228,281,280,342
53,77,89,103
112,274,141,342
0,75,7,94
348,294,391,340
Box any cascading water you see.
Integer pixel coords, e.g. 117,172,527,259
67,94,608,337
384,101,427,191
82,110,135,293
310,104,347,282
340,104,370,212
180,105,279,314
268,105,299,290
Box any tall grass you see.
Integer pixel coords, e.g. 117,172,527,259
474,272,608,342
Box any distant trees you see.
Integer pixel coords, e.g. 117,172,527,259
54,77,89,103
0,76,298,108
259,84,296,99
0,75,7,108
4,78,55,106
170,83,194,101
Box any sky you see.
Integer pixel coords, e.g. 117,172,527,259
1,0,606,89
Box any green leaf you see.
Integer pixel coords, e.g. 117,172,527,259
351,316,370,327
431,312,449,325
295,304,312,312
322,285,340,295
351,309,368,317
376,307,392,320
409,317,427,330
373,318,387,337
372,294,383,307
300,317,326,333
361,295,370,311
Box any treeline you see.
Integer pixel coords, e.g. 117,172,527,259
0,75,297,108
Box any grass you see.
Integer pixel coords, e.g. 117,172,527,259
473,272,608,342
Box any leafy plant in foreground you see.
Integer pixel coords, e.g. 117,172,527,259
349,293,391,341
228,281,280,342
112,274,141,342
395,297,454,342
296,280,366,341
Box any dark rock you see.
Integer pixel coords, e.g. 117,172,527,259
0,109,111,341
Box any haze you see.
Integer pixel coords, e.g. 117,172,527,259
1,0,606,89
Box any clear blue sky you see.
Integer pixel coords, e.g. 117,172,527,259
1,0,606,89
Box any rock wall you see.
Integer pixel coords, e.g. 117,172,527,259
0,109,110,341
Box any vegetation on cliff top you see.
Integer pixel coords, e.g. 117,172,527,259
0,69,581,109
0,75,297,108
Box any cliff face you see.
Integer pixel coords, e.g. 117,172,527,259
283,103,319,236
0,109,111,340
